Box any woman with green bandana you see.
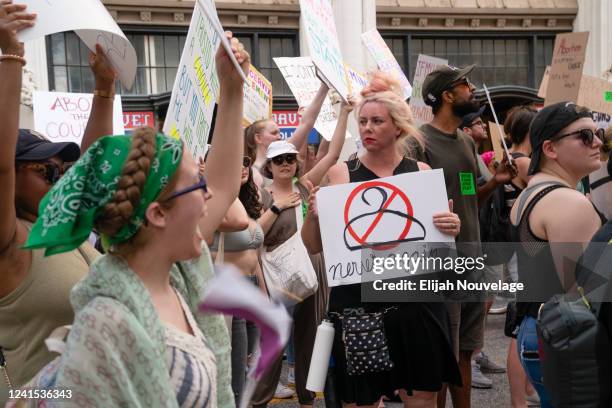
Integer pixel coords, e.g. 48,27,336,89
17,34,250,408
0,2,117,404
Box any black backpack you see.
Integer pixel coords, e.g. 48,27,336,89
537,226,612,408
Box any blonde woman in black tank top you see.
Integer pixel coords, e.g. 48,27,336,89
324,72,462,408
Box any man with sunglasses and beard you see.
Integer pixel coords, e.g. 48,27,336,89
420,65,514,408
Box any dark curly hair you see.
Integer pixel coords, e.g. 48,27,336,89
239,166,262,219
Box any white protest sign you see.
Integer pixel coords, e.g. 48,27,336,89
274,57,350,141
316,169,452,287
410,54,448,126
361,29,412,100
243,65,273,125
299,0,350,101
18,0,136,89
196,0,247,83
33,90,124,145
345,64,368,97
163,2,221,160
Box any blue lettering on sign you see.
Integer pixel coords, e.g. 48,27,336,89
279,128,319,144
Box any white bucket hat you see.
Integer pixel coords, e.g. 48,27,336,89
266,140,299,159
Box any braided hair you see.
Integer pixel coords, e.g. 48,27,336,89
95,127,156,237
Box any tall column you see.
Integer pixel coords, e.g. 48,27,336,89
574,0,612,78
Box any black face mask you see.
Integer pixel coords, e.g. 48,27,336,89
452,98,481,118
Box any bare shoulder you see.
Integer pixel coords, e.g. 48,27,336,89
327,162,349,185
417,161,431,171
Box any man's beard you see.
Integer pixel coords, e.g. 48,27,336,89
452,98,480,118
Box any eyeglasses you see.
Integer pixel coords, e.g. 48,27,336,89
470,120,485,128
271,154,297,166
163,175,208,201
243,156,253,168
20,161,65,184
552,128,604,147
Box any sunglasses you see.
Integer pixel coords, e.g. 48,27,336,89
163,175,208,201
552,128,604,147
243,156,253,168
447,77,472,91
271,154,297,166
20,161,65,184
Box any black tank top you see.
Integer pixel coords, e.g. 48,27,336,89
510,184,566,322
328,157,419,312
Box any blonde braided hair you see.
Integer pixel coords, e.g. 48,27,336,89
96,127,157,237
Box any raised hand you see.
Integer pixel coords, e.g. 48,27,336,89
89,43,117,91
215,31,250,88
0,1,35,56
305,179,320,218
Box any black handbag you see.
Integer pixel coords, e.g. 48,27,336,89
341,309,395,376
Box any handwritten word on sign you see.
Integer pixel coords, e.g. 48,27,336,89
410,54,448,126
316,169,452,287
299,0,349,102
33,91,124,145
361,29,412,100
545,32,589,106
274,56,349,141
243,65,273,125
164,2,221,160
18,0,137,89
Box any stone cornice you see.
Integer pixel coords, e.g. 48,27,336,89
377,7,576,31
102,0,300,29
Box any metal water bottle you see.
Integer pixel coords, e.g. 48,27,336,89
306,319,335,392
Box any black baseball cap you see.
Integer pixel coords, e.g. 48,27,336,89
528,102,593,175
16,129,80,162
422,64,475,108
460,105,486,129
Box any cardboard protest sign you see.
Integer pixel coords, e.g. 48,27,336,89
274,57,350,141
538,66,550,99
243,65,273,125
316,170,452,287
577,75,612,116
488,121,505,164
410,54,448,126
18,0,137,89
361,29,412,100
163,2,221,159
33,91,124,145
545,32,589,106
299,0,350,101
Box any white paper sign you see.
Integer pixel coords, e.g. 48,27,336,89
196,0,247,83
33,90,124,145
316,170,452,287
299,0,350,101
410,54,448,126
361,29,412,99
243,65,273,125
274,56,350,141
345,64,368,97
163,2,221,160
18,0,136,89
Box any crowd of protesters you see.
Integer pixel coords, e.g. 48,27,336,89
1,2,611,408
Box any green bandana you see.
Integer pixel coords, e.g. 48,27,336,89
25,134,183,256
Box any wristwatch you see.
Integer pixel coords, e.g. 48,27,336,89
271,204,282,215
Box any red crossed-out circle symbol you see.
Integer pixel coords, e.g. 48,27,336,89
343,181,414,250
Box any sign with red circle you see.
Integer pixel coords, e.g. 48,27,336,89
343,181,415,250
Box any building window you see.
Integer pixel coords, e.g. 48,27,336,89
47,32,186,95
233,31,299,97
383,34,557,89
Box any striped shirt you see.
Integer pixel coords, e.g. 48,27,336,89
165,292,217,408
